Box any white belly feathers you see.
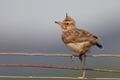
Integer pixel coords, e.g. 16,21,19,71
66,42,91,53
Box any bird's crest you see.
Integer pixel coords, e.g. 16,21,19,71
64,13,76,23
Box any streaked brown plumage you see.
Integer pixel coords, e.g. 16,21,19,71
55,14,103,62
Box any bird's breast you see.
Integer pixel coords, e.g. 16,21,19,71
66,42,91,54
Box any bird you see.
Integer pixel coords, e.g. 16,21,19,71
55,13,103,63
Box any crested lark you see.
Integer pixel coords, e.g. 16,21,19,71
55,14,103,62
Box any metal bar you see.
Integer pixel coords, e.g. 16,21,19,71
0,76,119,80
0,52,119,57
0,64,119,73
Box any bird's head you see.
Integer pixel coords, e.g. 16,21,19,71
55,13,76,31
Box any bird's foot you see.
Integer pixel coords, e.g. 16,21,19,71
70,55,75,61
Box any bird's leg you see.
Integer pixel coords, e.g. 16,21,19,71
81,54,87,78
83,54,86,65
70,52,76,61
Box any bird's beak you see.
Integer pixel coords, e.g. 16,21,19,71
55,21,61,25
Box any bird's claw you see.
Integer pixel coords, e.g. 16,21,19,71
70,55,75,61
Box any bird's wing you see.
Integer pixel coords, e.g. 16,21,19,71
75,29,98,43
62,29,98,44
78,29,98,38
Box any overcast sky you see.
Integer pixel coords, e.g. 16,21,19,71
0,0,120,53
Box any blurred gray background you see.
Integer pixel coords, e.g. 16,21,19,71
0,0,120,78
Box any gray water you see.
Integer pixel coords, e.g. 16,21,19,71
0,53,119,80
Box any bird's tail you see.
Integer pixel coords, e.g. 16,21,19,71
96,43,103,48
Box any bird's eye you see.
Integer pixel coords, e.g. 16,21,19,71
66,23,69,25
